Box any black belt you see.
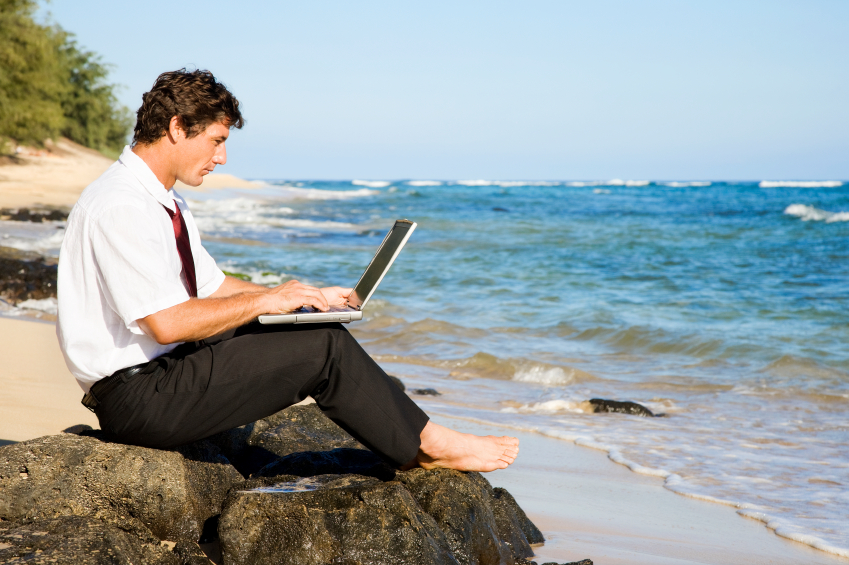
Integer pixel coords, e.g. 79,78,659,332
81,361,156,413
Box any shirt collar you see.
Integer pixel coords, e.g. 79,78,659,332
118,145,178,212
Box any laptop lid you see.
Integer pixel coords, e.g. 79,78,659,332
347,219,416,310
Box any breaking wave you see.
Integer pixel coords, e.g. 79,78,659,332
761,181,843,188
784,204,849,223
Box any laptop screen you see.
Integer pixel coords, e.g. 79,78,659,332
347,219,416,310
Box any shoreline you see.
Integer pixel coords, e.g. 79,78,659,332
0,315,846,564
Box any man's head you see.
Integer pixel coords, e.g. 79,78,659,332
133,69,245,186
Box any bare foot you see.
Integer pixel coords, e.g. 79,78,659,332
406,421,519,472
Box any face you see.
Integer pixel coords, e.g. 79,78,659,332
173,120,229,187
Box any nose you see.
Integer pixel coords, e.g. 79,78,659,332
213,142,227,166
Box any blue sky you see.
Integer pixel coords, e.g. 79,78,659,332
42,1,848,181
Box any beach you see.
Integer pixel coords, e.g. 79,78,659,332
1,149,848,563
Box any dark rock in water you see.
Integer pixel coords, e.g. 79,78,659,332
397,467,535,563
0,433,243,543
588,398,661,417
0,516,179,565
492,487,545,546
492,207,510,212
412,387,442,396
206,403,367,478
254,447,397,481
219,474,460,565
0,207,68,222
0,255,58,303
389,374,406,391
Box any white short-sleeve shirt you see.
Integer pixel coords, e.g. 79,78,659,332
57,145,225,392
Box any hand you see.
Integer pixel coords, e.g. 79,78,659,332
265,280,330,313
320,286,353,307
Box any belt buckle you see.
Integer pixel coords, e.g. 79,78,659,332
81,391,98,413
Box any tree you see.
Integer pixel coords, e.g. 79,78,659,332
0,0,131,157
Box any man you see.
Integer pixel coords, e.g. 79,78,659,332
57,69,518,472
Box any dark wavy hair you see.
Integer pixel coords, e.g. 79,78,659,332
133,69,245,145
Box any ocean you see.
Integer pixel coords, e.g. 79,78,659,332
2,179,847,557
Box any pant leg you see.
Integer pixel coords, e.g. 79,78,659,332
94,322,429,466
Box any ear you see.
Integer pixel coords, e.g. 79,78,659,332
166,116,184,144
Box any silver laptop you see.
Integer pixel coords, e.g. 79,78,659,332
258,219,416,325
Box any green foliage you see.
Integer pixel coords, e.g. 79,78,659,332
222,270,252,282
0,0,131,156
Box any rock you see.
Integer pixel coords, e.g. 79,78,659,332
397,468,530,564
219,474,460,565
0,255,58,303
0,207,68,222
0,516,180,565
254,447,397,481
492,487,545,547
412,387,442,396
172,540,215,565
588,398,661,417
0,433,243,543
205,404,367,478
388,374,406,391
62,424,93,434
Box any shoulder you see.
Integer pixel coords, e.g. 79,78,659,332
75,162,155,223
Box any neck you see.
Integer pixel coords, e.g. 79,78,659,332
132,141,177,190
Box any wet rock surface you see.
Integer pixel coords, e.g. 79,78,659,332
0,433,243,543
588,398,662,417
0,516,179,565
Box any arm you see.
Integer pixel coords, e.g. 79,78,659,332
138,276,352,345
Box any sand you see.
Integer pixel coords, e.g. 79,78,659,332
0,138,264,209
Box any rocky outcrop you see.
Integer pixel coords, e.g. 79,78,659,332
0,207,68,222
220,474,460,565
0,516,180,565
0,433,243,543
0,404,554,564
0,251,57,303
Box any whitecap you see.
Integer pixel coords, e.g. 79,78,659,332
0,227,65,255
456,180,494,186
607,179,650,187
512,365,575,385
406,180,442,187
784,204,849,223
274,187,379,200
352,180,391,188
761,180,843,188
593,188,611,194
660,181,712,187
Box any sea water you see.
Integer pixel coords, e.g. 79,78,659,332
2,179,847,555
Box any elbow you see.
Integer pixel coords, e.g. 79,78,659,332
138,316,179,345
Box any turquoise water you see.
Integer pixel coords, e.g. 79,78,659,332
3,179,847,555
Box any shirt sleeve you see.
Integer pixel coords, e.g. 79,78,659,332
91,204,190,333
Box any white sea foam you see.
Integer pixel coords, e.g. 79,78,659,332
406,180,442,187
784,204,849,223
565,181,606,187
493,181,560,187
512,365,575,385
352,180,391,188
660,181,712,187
593,188,611,194
16,297,58,315
274,186,379,200
456,180,494,186
761,180,843,188
608,179,651,187
505,399,585,414
188,197,292,215
0,226,65,255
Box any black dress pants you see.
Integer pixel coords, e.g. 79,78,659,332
92,322,429,466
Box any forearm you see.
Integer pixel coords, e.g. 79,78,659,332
139,290,270,344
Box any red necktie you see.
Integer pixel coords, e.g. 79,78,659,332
163,203,198,298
